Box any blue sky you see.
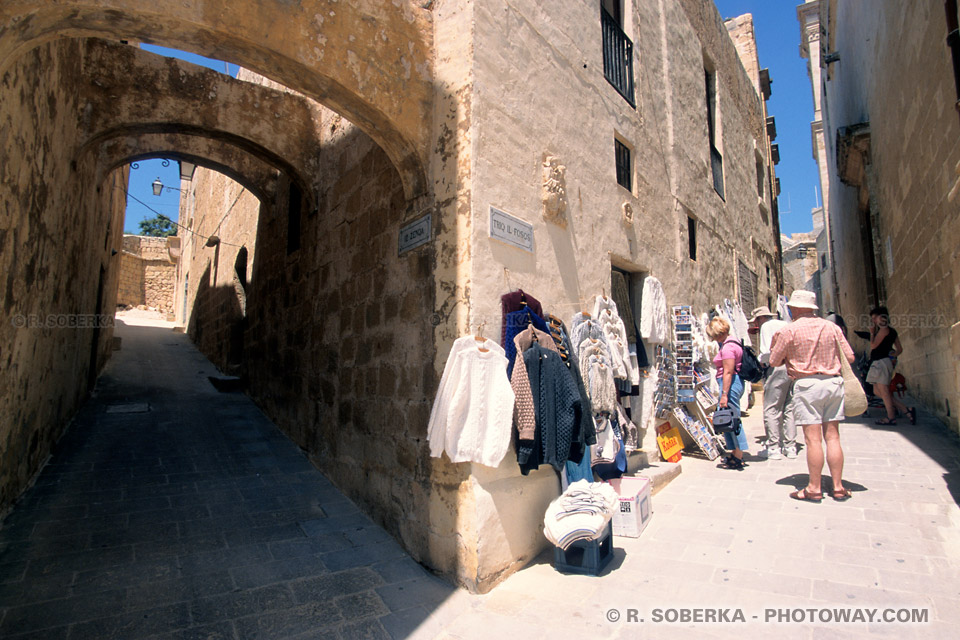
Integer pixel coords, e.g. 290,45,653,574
127,8,817,237
713,0,819,236
122,45,239,234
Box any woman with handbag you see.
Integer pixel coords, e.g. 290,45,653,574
706,316,749,470
768,291,857,502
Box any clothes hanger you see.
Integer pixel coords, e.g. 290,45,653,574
474,321,489,352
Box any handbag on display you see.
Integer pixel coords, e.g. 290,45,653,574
837,336,868,417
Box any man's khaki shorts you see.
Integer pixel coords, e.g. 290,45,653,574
792,375,844,425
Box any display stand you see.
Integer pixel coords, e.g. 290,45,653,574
672,306,697,403
671,406,719,460
654,345,675,419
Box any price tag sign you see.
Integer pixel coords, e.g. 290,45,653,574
489,206,534,252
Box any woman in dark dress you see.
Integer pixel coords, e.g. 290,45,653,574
865,306,915,425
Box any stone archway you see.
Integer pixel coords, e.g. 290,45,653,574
0,0,433,198
93,135,281,203
73,39,323,205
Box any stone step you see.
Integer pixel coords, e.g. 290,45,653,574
624,450,682,495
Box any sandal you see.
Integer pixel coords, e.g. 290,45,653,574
874,417,897,425
789,488,823,502
907,408,916,425
724,455,744,470
832,488,852,501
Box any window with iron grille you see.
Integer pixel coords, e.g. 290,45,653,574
705,68,724,199
615,139,632,191
737,260,758,313
601,5,635,107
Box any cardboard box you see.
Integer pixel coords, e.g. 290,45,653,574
613,475,653,538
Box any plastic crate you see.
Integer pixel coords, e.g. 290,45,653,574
552,521,614,575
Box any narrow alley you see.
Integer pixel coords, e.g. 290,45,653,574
0,314,455,639
1,313,959,639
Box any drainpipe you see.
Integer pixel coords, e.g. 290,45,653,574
946,0,960,124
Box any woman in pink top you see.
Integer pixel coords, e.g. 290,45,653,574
707,317,748,469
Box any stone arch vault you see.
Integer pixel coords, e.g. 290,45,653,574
0,0,433,199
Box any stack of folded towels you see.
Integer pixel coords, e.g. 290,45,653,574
543,480,619,549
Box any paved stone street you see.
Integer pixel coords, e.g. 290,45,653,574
1,314,959,639
442,395,960,640
0,315,456,640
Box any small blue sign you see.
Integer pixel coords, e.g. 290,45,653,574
398,213,431,255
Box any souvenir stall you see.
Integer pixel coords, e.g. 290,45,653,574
427,280,667,574
647,298,759,463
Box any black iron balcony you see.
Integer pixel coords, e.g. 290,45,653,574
601,7,635,108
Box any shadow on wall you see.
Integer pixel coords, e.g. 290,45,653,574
187,261,246,376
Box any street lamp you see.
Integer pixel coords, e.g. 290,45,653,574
152,177,182,196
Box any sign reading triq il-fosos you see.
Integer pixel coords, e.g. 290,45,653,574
489,206,534,252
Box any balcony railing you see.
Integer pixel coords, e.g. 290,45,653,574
601,7,635,108
710,145,725,199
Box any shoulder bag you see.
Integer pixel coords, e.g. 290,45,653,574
837,336,867,417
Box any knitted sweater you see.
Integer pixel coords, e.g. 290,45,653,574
640,276,670,346
500,289,543,345
503,309,549,378
580,343,617,414
569,317,612,363
427,336,515,467
597,307,633,382
511,327,560,441
518,343,582,474
545,316,596,455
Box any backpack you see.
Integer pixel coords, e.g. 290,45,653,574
723,339,764,384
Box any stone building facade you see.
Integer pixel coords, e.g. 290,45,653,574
117,235,180,314
796,0,960,433
169,1,782,591
1,0,782,591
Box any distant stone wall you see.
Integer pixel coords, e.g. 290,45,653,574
118,235,178,313
118,250,144,307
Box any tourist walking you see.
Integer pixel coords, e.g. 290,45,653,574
769,290,856,502
748,306,797,459
706,316,748,470
866,306,915,426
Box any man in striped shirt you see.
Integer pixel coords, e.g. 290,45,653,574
769,290,856,502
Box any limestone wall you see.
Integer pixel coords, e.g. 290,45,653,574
118,250,144,307
456,0,781,588
163,0,782,593
117,235,178,314
175,105,440,582
177,165,260,371
820,0,960,431
0,40,126,514
243,122,438,578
